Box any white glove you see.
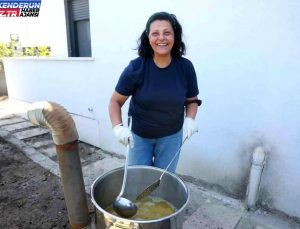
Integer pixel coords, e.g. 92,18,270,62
113,124,134,148
184,117,198,139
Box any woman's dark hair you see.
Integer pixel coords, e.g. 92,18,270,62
137,12,186,58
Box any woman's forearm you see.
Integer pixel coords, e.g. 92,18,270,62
186,103,198,119
109,100,123,127
185,96,199,119
108,91,129,127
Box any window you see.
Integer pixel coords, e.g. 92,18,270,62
65,0,92,57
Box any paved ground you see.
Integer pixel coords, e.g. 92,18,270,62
1,97,300,229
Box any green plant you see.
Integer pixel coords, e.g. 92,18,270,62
0,39,51,58
23,47,36,56
0,42,13,58
37,46,51,56
23,46,51,56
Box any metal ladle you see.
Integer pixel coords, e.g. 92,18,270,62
135,136,188,201
113,119,137,218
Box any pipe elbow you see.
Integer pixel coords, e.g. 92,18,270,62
27,101,78,145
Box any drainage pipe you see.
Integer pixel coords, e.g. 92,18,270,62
246,146,266,210
27,101,90,228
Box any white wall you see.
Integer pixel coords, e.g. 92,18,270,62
3,0,300,218
3,57,103,146
0,62,8,94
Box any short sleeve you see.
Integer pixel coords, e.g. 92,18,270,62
115,58,143,96
186,61,199,98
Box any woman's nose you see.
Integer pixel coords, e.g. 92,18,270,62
158,33,165,39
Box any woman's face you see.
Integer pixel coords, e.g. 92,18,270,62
148,20,175,58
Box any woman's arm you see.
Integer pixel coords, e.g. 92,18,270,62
185,96,199,119
108,91,129,127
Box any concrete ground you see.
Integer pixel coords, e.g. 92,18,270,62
0,97,300,229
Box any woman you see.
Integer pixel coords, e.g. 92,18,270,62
109,11,201,173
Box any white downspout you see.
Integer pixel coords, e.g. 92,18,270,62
246,146,266,210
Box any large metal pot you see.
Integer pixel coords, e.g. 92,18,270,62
91,166,189,229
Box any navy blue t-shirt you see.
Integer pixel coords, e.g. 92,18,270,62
115,57,199,138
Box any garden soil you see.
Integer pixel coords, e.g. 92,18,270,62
0,137,71,229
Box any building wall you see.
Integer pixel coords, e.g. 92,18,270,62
3,0,300,218
0,62,8,95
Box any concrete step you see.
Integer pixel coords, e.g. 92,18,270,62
82,157,124,193
183,202,242,229
40,146,57,158
31,139,54,148
12,128,49,140
1,121,34,131
39,146,87,164
0,116,26,126
255,226,279,229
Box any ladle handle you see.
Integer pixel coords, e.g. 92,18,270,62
118,116,132,197
159,136,188,179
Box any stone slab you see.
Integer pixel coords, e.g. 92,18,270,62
183,202,242,229
255,226,278,229
82,157,123,193
0,117,26,126
1,121,34,131
31,140,55,148
39,145,86,163
41,146,57,158
12,128,49,140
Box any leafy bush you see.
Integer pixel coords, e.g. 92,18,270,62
0,43,13,58
0,40,51,58
37,46,51,56
23,46,51,56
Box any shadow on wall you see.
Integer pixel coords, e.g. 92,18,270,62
0,61,8,96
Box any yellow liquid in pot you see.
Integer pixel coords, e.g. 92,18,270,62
106,196,177,220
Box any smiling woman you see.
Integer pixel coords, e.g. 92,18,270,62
108,11,201,173
148,20,175,67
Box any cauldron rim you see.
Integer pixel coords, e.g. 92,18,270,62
90,165,190,224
